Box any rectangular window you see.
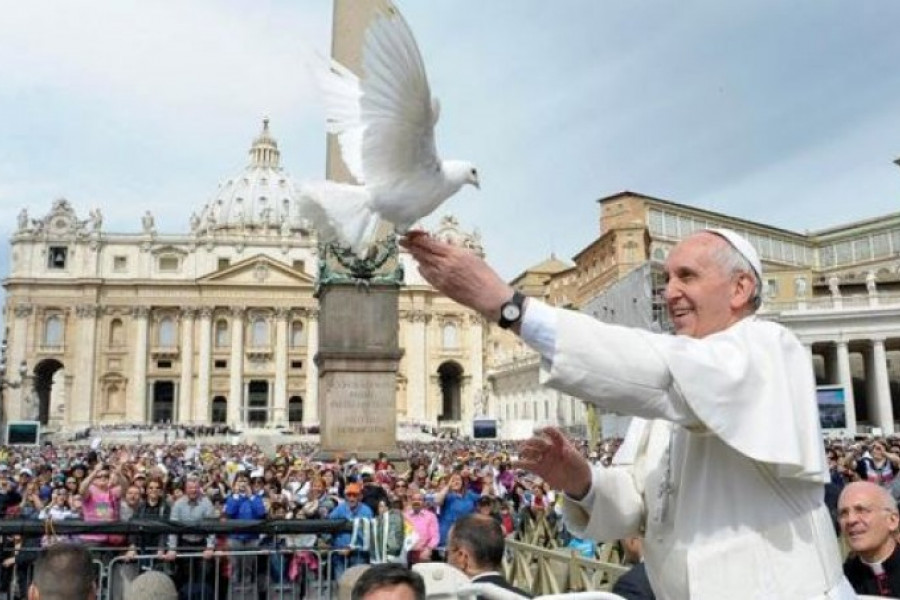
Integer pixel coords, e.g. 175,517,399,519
292,260,305,272
214,359,227,369
853,237,872,263
157,360,172,369
291,360,303,370
48,246,68,269
218,258,230,270
159,256,179,272
113,256,128,272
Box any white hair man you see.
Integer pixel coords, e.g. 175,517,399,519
839,480,900,595
402,228,852,600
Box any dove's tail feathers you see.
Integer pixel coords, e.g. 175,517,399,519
306,52,367,184
299,181,379,256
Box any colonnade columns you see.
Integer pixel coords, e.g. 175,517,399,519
273,309,289,425
196,308,212,424
177,308,195,423
228,307,244,426
71,305,100,427
836,341,858,435
867,338,894,435
304,309,319,425
9,306,32,423
127,307,149,422
406,310,428,422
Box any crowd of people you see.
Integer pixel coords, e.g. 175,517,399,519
0,430,895,598
0,435,604,599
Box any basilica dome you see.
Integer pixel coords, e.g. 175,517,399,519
194,119,307,234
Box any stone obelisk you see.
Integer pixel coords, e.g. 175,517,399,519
316,0,403,457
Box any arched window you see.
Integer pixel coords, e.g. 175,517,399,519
251,316,268,347
215,319,229,348
44,315,63,347
109,318,124,347
158,317,176,347
442,323,458,349
290,321,304,347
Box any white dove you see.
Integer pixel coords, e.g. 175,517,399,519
300,2,480,255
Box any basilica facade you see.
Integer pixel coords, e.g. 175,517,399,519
2,121,487,433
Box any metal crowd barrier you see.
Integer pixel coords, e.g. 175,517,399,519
0,519,353,600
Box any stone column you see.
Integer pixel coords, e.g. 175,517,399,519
69,306,100,426
467,313,485,421
870,338,894,434
178,308,196,423
405,310,428,422
304,309,320,425
273,308,289,425
196,308,213,423
7,305,32,423
127,307,150,423
836,341,857,435
228,307,244,427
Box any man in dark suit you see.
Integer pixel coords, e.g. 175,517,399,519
612,537,656,600
448,514,532,599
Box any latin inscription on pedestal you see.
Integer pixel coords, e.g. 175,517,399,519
320,373,396,453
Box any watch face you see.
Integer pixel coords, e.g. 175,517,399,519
502,304,521,321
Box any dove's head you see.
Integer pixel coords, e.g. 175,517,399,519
444,160,480,190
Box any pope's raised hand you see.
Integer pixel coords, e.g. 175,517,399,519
513,427,593,500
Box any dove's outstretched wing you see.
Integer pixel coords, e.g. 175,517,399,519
358,4,439,191
310,54,366,184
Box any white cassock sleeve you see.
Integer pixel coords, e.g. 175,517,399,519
519,301,827,542
522,301,825,481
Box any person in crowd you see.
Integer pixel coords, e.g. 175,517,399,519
223,471,267,585
434,472,481,549
79,462,126,547
611,537,655,600
1,533,40,599
18,477,44,520
350,563,425,600
402,228,853,599
329,482,374,580
447,514,531,598
27,543,96,600
166,474,217,599
0,470,22,518
125,477,170,561
851,440,900,487
404,491,439,565
360,470,389,517
118,484,142,522
839,481,900,596
370,499,405,564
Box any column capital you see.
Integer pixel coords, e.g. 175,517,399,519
198,307,215,320
871,336,887,346
131,306,151,319
13,304,33,318
180,307,199,320
75,304,102,319
230,306,245,319
274,307,291,320
403,309,430,324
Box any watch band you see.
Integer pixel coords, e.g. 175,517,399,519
498,290,526,329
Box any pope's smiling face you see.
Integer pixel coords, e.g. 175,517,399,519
664,232,754,339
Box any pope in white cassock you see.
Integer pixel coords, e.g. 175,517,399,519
401,229,855,600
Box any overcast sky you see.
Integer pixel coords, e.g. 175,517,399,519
1,0,900,292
